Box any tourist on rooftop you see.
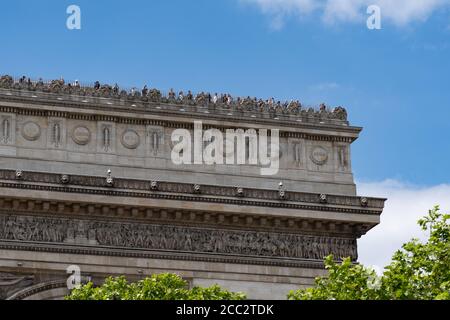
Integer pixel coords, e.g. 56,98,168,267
257,99,264,110
94,81,100,90
113,83,119,94
227,95,232,105
213,93,218,104
142,85,148,96
178,91,184,100
168,88,175,99
187,90,193,101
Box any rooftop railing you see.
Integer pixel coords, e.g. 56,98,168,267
0,75,349,125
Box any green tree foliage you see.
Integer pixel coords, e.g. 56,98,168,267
381,206,450,300
287,255,382,300
66,273,246,300
288,206,450,300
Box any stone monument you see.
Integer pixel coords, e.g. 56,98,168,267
0,75,385,299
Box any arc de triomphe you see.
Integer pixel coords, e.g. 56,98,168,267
0,76,385,299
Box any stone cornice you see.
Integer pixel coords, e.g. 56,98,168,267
0,169,383,237
0,169,385,211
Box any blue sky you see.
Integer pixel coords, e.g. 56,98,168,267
0,0,449,186
1,0,450,268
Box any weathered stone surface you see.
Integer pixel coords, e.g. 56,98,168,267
0,78,385,300
0,214,358,260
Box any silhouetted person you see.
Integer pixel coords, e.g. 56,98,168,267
142,85,148,96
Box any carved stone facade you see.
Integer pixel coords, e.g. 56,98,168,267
0,273,35,300
0,106,357,195
0,214,357,261
0,77,385,299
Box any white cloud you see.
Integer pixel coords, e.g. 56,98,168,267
243,0,318,29
323,0,366,24
244,0,317,16
241,0,450,27
374,0,449,25
356,179,450,270
308,82,340,91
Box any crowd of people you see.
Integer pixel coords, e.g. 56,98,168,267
164,88,306,113
3,75,348,118
13,75,306,111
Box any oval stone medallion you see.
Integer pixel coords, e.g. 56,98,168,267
310,146,328,165
121,129,140,149
21,121,41,141
72,126,91,145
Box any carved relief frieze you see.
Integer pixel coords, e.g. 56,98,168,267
0,214,358,261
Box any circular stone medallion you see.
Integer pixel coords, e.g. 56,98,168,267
121,129,140,149
72,126,91,145
310,146,328,165
21,121,41,141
